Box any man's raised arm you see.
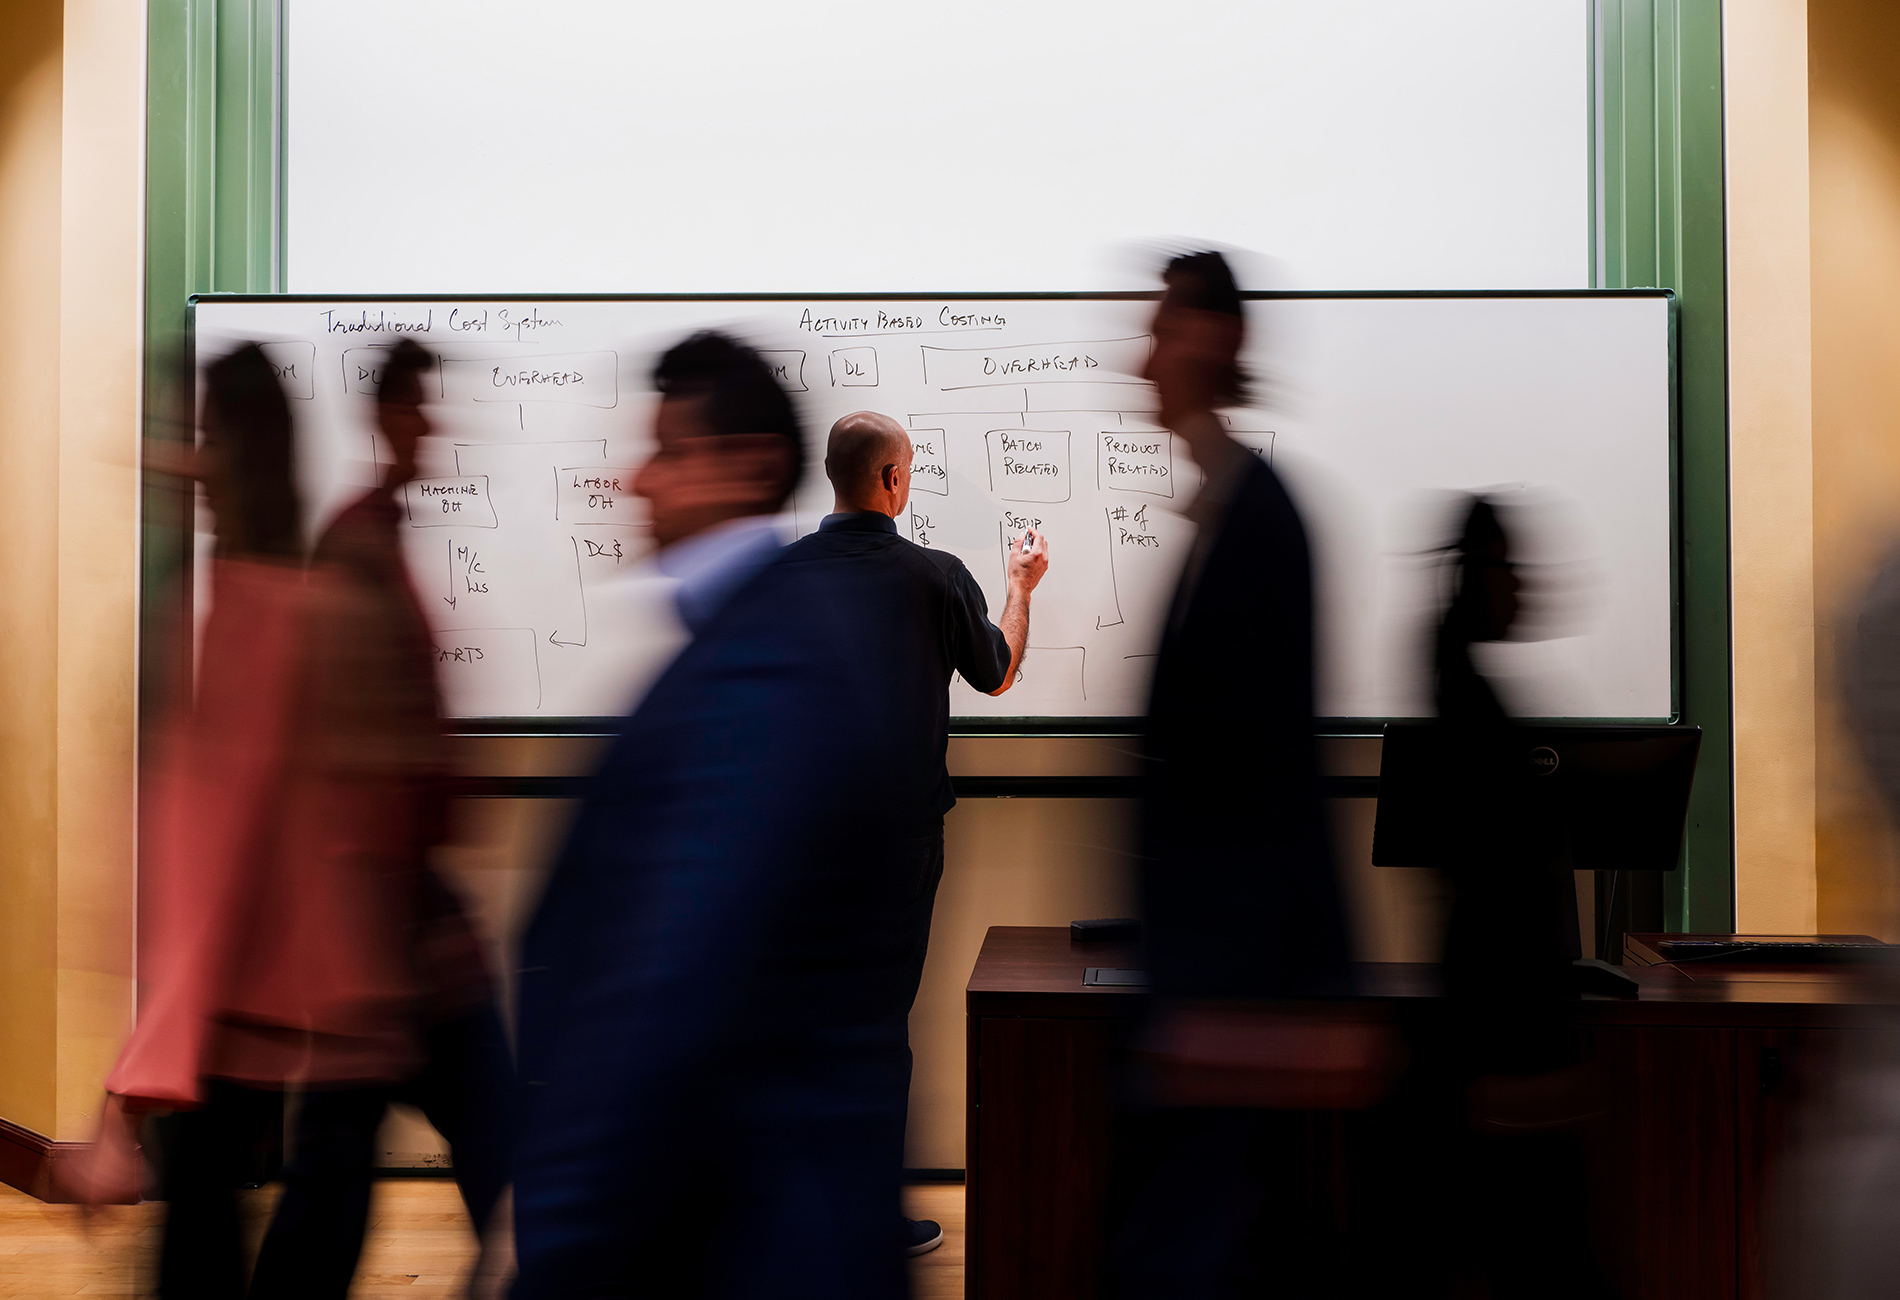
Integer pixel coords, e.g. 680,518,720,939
988,528,1049,696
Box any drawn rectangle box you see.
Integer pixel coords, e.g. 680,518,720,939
1098,430,1175,498
440,351,619,407
342,346,441,397
433,627,541,716
1230,430,1277,465
985,429,1070,503
557,466,639,524
759,350,808,393
920,336,1151,390
405,476,497,527
908,429,948,497
258,342,315,399
830,347,878,387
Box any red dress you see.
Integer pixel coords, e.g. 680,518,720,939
107,555,434,1106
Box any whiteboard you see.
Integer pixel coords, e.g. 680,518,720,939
189,293,1673,727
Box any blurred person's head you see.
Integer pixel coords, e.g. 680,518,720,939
637,331,803,548
1441,495,1520,646
1144,250,1247,451
201,342,301,560
824,411,912,518
376,338,433,487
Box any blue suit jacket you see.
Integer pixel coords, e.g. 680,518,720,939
511,548,917,1300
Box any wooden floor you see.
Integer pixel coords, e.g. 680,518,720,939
0,1179,965,1298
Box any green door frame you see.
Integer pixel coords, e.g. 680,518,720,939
140,0,1737,936
1593,0,1732,935
142,0,281,709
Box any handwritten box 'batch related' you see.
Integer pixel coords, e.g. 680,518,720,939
985,430,1071,504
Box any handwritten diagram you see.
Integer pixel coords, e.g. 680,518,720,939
192,293,1677,722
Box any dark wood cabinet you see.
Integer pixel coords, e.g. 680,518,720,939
966,927,1891,1300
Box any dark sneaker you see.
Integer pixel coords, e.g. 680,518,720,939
903,1217,944,1257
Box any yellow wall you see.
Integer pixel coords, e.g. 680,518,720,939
1726,0,1817,934
0,0,141,1143
0,0,67,1140
1810,0,1900,938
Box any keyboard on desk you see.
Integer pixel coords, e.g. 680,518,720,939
1646,935,1898,965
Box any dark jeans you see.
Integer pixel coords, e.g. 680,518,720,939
155,1004,515,1299
883,826,943,1221
395,1002,517,1235
890,827,947,1026
156,1080,384,1300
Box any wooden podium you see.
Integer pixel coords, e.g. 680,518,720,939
966,926,1900,1300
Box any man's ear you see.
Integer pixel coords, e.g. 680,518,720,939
881,462,901,492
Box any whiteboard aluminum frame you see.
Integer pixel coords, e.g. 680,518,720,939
184,288,1679,739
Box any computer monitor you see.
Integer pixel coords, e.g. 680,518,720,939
1371,723,1701,872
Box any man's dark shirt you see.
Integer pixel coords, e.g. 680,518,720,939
782,511,1011,823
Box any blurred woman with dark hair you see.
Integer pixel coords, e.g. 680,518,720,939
91,342,438,1299
1400,495,1612,1300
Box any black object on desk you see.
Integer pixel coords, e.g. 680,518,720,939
1573,957,1641,997
1371,722,1702,872
1071,918,1141,943
1641,934,1898,965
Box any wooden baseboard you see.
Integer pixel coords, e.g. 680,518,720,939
0,1116,90,1203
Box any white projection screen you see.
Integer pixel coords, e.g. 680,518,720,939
283,1,1590,296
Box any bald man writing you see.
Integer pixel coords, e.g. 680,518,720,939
781,410,1048,1256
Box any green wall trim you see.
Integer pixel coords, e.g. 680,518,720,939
1594,0,1732,932
143,0,282,707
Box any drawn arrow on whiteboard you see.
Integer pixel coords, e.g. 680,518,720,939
548,536,587,647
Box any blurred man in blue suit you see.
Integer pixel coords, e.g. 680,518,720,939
511,333,914,1300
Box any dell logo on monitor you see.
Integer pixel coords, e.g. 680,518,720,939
1529,746,1560,775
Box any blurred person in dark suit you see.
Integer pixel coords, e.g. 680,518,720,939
302,337,515,1276
1110,251,1365,1299
782,410,1049,1257
511,333,916,1300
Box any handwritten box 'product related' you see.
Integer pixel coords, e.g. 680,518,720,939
1097,431,1175,498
